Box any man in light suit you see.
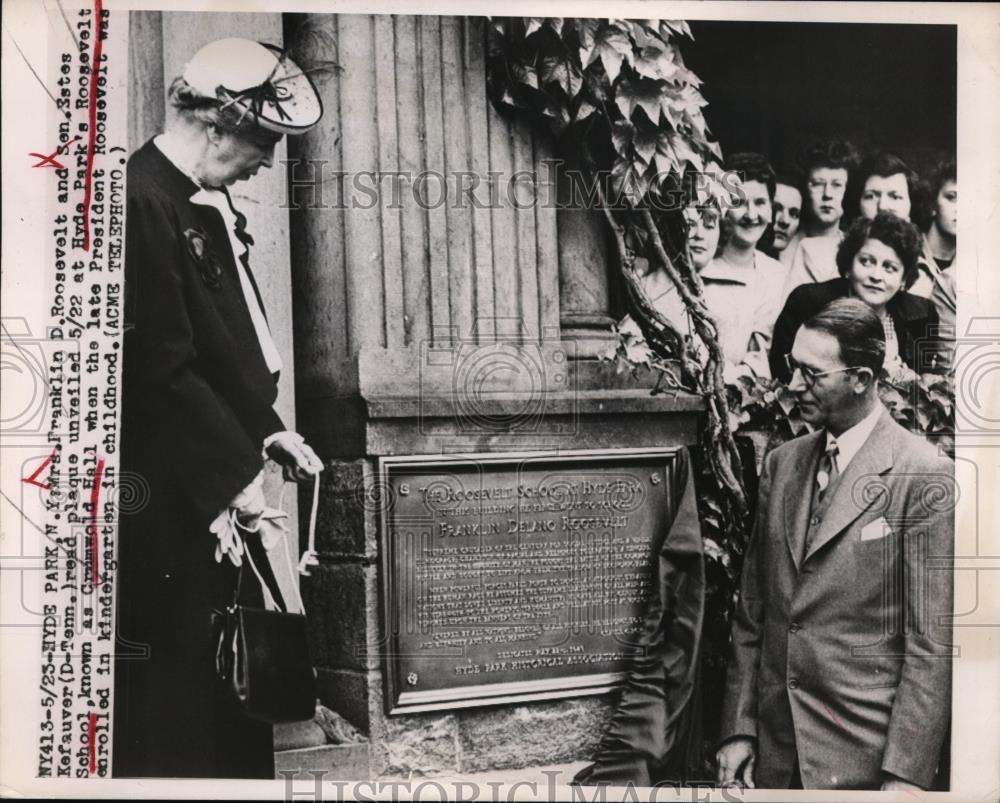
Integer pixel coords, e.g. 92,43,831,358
716,298,954,791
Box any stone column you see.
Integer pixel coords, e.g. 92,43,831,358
556,164,618,359
285,12,704,780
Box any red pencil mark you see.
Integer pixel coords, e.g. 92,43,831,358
28,135,82,169
88,457,105,581
29,150,65,169
823,703,844,730
87,711,97,774
22,449,56,491
80,0,105,251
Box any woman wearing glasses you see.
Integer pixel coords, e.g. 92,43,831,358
769,212,946,382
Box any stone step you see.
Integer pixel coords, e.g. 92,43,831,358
274,743,372,780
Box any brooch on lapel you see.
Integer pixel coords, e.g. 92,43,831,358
183,227,223,290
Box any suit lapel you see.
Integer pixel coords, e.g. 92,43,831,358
803,410,897,563
783,431,825,572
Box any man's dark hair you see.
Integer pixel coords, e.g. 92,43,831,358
802,297,886,376
725,152,776,200
836,211,923,290
846,152,921,222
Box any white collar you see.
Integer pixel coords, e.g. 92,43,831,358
826,402,883,473
700,253,756,285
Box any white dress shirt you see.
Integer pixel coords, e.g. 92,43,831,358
825,402,884,473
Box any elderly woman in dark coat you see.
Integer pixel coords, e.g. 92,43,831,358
769,212,947,382
114,39,323,779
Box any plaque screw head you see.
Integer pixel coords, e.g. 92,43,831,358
406,672,418,686
650,473,661,485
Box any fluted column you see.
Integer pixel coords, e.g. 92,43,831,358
556,164,617,359
289,14,562,401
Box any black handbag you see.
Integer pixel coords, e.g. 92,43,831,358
213,503,317,724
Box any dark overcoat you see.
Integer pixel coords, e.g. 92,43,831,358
769,278,946,382
114,140,283,778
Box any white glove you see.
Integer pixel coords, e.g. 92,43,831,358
210,509,244,566
230,471,266,526
211,471,265,566
264,431,324,482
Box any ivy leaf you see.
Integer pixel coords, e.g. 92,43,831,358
630,27,680,81
612,119,658,166
611,156,649,205
658,82,692,128
541,56,583,98
574,99,597,122
513,63,538,90
538,96,572,134
624,336,653,366
630,21,668,51
633,128,657,165
703,536,728,565
524,17,544,38
583,69,609,103
634,49,680,81
547,17,564,36
661,20,694,40
575,18,600,65
666,131,703,172
615,77,663,124
498,88,514,107
652,131,703,177
612,120,635,155
624,223,649,253
586,25,633,84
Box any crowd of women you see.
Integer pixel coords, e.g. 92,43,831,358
638,141,957,377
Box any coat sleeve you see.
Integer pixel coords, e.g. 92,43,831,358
124,189,271,525
880,452,955,788
572,447,705,786
768,292,807,382
718,450,774,744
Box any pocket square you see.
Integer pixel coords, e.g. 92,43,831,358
861,517,892,542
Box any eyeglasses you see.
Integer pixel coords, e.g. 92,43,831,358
784,355,860,387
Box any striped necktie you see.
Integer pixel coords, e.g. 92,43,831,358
816,440,840,502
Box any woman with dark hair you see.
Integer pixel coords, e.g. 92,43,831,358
769,212,946,382
912,157,957,295
115,39,324,779
761,164,804,263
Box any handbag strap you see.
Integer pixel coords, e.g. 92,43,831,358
230,508,289,613
271,472,321,615
276,472,319,565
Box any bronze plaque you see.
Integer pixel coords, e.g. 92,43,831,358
380,448,682,714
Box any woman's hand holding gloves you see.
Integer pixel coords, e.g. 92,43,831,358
211,471,267,566
264,431,323,482
211,432,322,566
